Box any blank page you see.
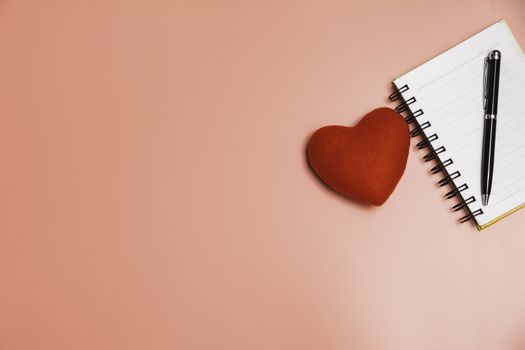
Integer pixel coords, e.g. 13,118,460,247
393,20,525,229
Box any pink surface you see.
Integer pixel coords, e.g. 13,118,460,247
2,1,525,349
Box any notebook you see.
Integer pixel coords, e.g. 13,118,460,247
389,20,525,230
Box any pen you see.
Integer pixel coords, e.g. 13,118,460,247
481,50,501,206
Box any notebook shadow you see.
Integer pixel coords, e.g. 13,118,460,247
302,132,373,212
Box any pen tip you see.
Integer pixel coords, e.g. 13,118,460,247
482,194,490,206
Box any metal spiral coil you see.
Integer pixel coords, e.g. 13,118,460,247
390,83,484,225
459,209,483,223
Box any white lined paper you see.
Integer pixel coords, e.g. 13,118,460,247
394,21,525,228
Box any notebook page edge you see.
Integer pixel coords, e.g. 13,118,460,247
393,21,505,83
479,201,525,230
501,19,525,61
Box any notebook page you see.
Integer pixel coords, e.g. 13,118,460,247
394,21,525,228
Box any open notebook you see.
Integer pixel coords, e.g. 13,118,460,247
389,20,525,230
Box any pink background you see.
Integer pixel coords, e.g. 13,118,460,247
2,1,525,349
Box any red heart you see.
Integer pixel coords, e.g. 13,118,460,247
307,107,410,206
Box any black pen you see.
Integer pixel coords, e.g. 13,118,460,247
481,50,501,206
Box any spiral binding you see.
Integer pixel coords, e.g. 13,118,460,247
388,84,484,224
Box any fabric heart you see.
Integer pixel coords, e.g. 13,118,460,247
307,107,409,206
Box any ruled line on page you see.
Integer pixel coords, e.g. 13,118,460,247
416,50,490,91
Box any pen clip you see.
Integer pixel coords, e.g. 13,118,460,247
483,56,488,109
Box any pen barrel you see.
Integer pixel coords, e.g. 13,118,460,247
481,118,497,196
485,57,501,115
